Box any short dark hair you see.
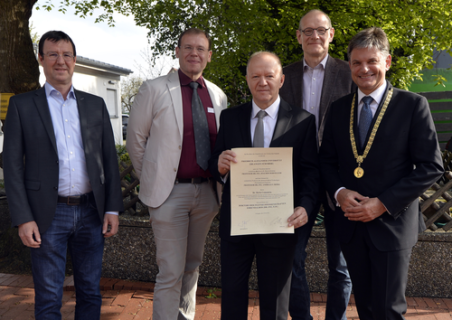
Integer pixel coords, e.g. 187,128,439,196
347,27,390,59
177,28,212,51
38,31,76,57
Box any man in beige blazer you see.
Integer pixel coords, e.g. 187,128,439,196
127,28,227,320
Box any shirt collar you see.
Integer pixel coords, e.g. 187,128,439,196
357,80,387,105
44,82,76,100
178,69,206,88
251,95,280,120
303,54,329,71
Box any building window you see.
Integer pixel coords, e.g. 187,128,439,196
106,89,118,118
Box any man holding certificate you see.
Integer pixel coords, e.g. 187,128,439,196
209,51,320,320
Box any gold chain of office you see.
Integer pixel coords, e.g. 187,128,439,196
349,88,393,178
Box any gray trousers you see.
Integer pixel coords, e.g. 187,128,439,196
149,181,218,320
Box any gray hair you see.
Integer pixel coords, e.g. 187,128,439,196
347,27,390,59
299,9,332,30
246,51,283,74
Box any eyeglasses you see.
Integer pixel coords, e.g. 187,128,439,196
300,27,330,36
44,52,75,62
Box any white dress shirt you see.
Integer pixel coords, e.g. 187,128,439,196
250,96,280,147
356,81,387,124
303,55,328,129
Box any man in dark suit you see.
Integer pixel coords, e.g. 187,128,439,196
4,31,124,320
209,51,319,320
279,9,355,320
319,27,443,320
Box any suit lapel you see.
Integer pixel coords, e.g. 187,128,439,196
319,56,338,125
356,81,392,151
74,89,89,153
167,72,184,140
34,87,57,154
239,103,253,147
270,99,293,147
205,78,223,128
289,61,304,111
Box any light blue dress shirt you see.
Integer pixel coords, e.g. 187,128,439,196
44,82,118,215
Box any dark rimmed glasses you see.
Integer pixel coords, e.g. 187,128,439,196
300,27,330,36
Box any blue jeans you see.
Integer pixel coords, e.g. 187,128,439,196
31,197,104,320
289,212,316,320
323,206,352,320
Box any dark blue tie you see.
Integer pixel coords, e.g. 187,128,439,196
190,81,210,170
359,96,373,149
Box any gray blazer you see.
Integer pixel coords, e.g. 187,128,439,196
4,87,124,234
280,56,356,144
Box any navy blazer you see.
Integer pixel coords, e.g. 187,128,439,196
319,82,443,251
4,87,124,234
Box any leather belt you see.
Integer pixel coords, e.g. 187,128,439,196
175,178,209,184
57,192,92,206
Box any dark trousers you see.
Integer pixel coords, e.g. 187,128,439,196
341,222,412,320
31,197,104,320
323,206,352,320
221,237,295,320
288,214,316,320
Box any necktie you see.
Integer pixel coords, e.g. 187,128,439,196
190,81,210,170
359,96,374,149
253,110,267,147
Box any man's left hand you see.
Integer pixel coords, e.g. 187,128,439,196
287,206,308,229
343,197,386,222
103,214,119,237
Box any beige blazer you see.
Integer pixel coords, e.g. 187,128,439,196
127,71,227,208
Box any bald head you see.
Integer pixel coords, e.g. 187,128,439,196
246,51,285,110
299,9,332,30
246,51,283,75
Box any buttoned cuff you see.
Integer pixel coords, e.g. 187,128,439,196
334,187,346,206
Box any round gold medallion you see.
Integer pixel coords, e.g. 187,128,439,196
354,167,364,178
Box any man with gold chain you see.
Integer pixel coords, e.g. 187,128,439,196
319,27,443,320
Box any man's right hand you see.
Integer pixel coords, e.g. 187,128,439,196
18,221,41,248
337,189,368,210
218,150,237,176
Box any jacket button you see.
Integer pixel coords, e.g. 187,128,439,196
54,187,58,190
56,160,59,164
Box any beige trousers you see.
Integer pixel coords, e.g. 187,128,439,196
149,181,219,320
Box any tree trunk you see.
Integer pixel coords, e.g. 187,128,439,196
0,0,40,95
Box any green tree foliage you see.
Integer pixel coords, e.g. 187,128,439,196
40,0,452,105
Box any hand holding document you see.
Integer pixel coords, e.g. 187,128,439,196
230,147,294,236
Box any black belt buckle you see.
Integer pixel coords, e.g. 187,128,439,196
66,196,81,206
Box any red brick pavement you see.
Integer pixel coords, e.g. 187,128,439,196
0,273,451,319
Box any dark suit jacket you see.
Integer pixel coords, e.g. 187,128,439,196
280,56,356,145
208,99,320,248
4,87,124,234
319,82,444,251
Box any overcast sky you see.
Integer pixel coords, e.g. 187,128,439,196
30,2,178,77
